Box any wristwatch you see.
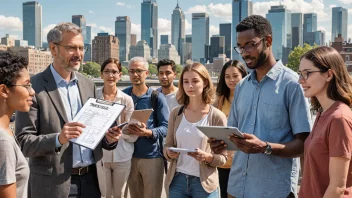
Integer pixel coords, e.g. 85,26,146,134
264,142,272,155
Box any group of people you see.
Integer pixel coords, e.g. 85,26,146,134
0,14,352,198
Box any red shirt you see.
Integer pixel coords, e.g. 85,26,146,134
299,101,352,198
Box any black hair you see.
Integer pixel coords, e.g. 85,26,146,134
0,51,28,87
216,60,247,100
236,15,272,38
157,59,176,72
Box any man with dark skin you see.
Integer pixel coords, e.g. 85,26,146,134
209,15,311,198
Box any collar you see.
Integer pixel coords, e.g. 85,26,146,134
247,60,283,81
50,64,78,85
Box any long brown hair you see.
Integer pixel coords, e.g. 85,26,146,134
301,46,352,111
177,62,215,106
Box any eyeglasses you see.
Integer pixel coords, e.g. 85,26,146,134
10,83,34,93
103,70,120,76
234,37,265,54
53,43,88,54
298,70,324,80
128,69,147,75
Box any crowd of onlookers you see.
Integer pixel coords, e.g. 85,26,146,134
1,14,352,198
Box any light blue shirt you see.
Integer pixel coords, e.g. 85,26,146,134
50,65,95,168
227,60,312,198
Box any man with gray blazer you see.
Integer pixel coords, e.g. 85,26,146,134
15,22,121,198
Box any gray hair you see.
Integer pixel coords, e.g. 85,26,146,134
47,22,82,44
128,57,149,70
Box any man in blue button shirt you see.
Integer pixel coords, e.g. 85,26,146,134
209,15,312,198
123,57,169,198
15,22,121,198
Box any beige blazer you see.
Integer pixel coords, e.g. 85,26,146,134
15,66,116,198
163,105,228,194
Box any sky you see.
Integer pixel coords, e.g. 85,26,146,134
0,0,351,44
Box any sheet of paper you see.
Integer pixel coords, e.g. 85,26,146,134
70,98,125,150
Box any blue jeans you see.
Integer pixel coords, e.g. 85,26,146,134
169,172,219,198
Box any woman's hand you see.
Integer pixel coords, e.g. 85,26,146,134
167,149,180,160
188,148,213,163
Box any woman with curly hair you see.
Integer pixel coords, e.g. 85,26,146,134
298,46,352,198
0,51,34,198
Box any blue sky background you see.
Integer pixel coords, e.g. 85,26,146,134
0,0,351,44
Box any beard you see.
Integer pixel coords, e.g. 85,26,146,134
161,81,172,88
244,50,268,70
57,55,81,72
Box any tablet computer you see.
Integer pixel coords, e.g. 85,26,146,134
196,126,244,150
168,147,197,154
130,109,154,125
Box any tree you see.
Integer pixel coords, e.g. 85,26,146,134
121,66,128,75
175,64,183,79
148,64,158,75
287,43,318,72
82,61,101,78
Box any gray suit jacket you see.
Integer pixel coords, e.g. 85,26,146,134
15,66,115,198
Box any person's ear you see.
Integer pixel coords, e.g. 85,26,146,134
265,36,273,48
0,84,9,99
326,69,334,82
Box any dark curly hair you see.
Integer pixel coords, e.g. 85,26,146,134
236,15,272,38
0,51,28,87
157,59,176,72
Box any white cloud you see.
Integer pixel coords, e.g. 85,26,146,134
116,1,133,8
210,25,219,36
131,23,141,41
158,18,172,36
185,5,208,14
42,24,56,42
337,0,352,5
349,8,352,13
88,11,95,14
0,15,22,31
208,3,231,21
87,23,97,28
329,4,337,9
98,26,114,35
185,19,192,34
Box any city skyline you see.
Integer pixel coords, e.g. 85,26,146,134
1,0,351,46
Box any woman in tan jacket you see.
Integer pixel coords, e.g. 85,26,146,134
164,62,227,198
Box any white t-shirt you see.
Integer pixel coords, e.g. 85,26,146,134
157,87,179,112
176,113,209,177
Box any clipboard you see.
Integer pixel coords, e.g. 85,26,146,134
70,98,126,150
196,126,244,150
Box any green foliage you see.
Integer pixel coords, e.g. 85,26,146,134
148,64,158,75
82,61,101,78
287,43,318,72
175,64,183,78
121,66,128,75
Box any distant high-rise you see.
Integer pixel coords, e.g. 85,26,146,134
291,13,303,48
72,15,86,43
210,35,225,63
303,13,317,34
185,34,192,43
158,44,180,64
23,1,42,48
232,0,253,60
141,0,158,57
115,16,131,62
266,5,292,64
182,42,192,64
192,13,209,64
160,35,169,45
171,0,185,57
219,23,231,59
131,34,137,46
92,33,119,65
129,40,151,60
86,26,91,44
332,7,348,41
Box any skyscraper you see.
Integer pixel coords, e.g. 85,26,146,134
266,5,292,64
72,15,86,43
210,35,225,63
185,34,192,43
160,35,169,45
86,26,91,44
92,33,119,65
23,1,42,48
291,13,303,48
303,13,317,34
141,0,158,57
171,0,185,56
131,34,137,46
332,7,348,41
220,23,232,59
84,26,92,62
232,0,253,60
192,13,209,64
115,16,131,62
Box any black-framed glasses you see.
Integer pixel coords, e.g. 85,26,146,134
53,43,88,54
234,37,265,54
9,83,34,93
298,70,324,80
128,69,147,75
103,70,120,76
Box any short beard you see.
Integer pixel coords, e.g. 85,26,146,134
247,51,267,70
161,82,172,88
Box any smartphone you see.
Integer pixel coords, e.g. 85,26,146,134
118,122,128,128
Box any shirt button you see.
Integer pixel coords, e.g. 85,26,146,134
243,172,246,175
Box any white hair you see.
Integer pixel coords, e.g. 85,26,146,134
47,22,82,44
128,57,149,70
